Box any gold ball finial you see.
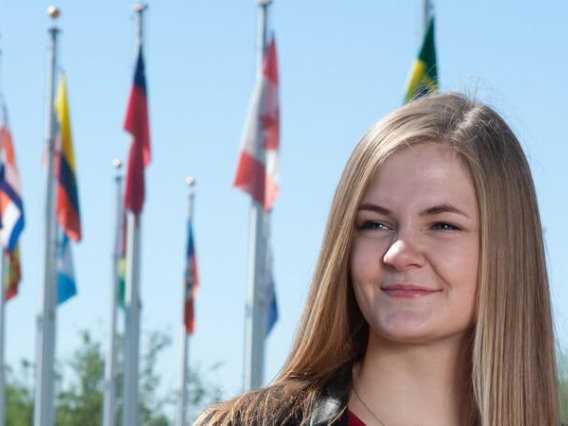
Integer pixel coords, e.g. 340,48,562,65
113,159,122,170
47,5,60,19
186,177,196,187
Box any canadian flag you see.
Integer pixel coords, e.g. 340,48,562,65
234,35,280,211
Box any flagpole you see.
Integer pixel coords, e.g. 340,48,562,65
260,212,271,335
122,213,141,426
122,4,146,425
103,160,123,426
0,252,6,426
243,0,271,392
176,177,195,426
423,0,432,32
34,6,60,426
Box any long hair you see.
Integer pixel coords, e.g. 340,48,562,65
197,93,560,425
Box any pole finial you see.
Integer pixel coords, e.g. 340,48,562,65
113,159,123,170
257,0,272,5
47,5,60,19
133,2,148,12
186,177,196,187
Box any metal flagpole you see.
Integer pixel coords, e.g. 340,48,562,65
176,177,195,426
34,6,60,426
244,0,271,392
122,211,141,425
423,0,432,32
103,160,123,426
122,4,146,425
0,252,6,426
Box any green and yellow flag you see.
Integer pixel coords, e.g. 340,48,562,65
404,16,438,103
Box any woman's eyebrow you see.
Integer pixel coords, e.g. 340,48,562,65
357,203,391,215
420,204,470,218
357,202,471,219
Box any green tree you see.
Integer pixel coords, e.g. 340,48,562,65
55,331,105,425
5,360,34,426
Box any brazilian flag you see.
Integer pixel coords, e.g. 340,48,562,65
404,16,438,103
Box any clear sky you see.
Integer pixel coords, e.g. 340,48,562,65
1,0,567,419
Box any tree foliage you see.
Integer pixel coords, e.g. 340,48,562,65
5,360,34,426
5,329,222,425
55,331,105,426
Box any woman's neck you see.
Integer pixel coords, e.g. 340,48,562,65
350,333,473,426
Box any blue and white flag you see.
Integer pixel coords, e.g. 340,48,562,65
57,226,77,304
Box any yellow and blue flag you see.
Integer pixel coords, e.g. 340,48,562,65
55,74,81,241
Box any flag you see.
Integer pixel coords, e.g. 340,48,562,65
54,74,81,304
183,219,199,335
264,245,278,337
56,227,76,304
234,35,280,211
403,16,438,103
0,102,24,302
55,74,81,242
4,245,21,301
0,102,24,252
124,45,151,217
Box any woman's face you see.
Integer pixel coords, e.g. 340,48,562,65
350,143,480,346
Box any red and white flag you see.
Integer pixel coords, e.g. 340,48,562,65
234,35,280,211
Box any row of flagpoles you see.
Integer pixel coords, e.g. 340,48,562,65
0,0,438,424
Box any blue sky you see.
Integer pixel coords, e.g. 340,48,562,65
1,0,567,419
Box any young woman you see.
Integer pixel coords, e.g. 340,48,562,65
196,93,561,425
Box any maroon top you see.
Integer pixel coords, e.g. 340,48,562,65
348,410,367,426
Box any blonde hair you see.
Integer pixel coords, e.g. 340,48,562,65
198,93,560,425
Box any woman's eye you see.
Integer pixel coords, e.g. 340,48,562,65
432,222,460,231
358,221,389,231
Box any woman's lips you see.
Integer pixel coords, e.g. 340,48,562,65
381,284,440,298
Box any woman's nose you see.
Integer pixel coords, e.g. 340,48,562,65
382,233,425,271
